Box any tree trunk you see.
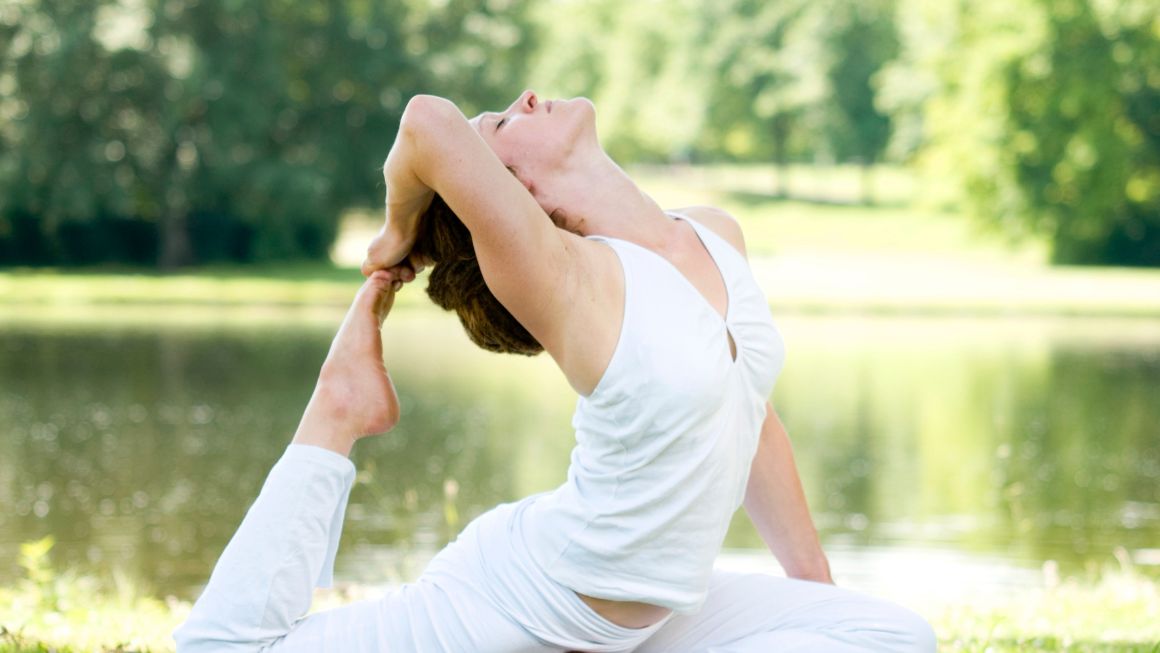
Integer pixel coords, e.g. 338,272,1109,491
158,205,194,271
157,146,195,271
772,115,790,199
861,161,875,206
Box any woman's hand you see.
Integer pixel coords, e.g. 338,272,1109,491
362,98,441,277
362,221,429,279
787,553,835,585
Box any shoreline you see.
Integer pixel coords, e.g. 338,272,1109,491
2,258,1159,320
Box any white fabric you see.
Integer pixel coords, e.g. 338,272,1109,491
175,446,937,652
175,444,356,651
526,213,786,612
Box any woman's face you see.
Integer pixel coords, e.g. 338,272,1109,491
470,90,596,187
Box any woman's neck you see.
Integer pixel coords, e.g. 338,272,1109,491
537,150,671,244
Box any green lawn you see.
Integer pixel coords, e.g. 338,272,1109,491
2,569,1158,652
3,535,1157,653
629,163,1040,261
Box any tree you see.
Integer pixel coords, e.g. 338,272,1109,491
403,0,538,116
0,1,131,265
529,0,903,183
0,0,535,268
528,0,707,162
902,0,1160,265
817,0,899,204
696,0,822,195
158,0,418,266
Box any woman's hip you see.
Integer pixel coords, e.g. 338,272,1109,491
420,497,666,653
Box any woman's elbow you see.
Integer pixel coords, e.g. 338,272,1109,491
401,94,458,136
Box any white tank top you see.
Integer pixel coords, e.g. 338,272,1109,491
522,212,786,613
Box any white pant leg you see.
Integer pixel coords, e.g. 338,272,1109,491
637,571,937,653
260,578,550,653
175,445,356,653
174,444,552,653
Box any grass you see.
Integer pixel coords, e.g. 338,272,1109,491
933,569,1160,652
630,163,1035,258
0,262,361,308
1,570,1158,652
629,164,1160,317
0,539,187,653
2,537,1157,653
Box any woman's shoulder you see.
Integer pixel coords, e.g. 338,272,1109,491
669,205,747,259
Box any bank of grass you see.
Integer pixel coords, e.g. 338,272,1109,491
628,164,1160,318
3,164,1160,319
1,570,1158,652
3,540,1158,653
935,568,1160,652
0,262,362,309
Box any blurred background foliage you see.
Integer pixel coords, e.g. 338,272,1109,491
0,0,1157,267
0,0,533,268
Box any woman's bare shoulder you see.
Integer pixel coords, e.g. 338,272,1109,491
672,205,747,259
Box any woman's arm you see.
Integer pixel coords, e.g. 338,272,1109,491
358,127,437,276
364,95,583,348
744,402,834,583
680,208,831,580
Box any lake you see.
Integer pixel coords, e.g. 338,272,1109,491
2,309,1158,607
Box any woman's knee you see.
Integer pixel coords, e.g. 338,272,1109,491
865,601,938,653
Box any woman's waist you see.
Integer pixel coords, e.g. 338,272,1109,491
575,593,671,630
456,495,673,644
519,496,677,627
521,492,722,613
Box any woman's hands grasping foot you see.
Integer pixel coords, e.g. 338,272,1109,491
292,270,411,457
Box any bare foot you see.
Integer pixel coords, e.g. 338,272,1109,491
292,270,409,456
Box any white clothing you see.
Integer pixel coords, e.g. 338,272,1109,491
176,213,935,652
175,445,937,652
526,213,786,612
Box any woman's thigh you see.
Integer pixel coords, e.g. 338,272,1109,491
637,571,937,653
265,578,552,653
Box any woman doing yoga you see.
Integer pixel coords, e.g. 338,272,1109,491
175,91,937,652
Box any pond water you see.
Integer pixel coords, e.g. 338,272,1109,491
2,310,1158,606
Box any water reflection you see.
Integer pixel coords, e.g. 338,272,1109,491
0,313,1157,598
757,318,1160,572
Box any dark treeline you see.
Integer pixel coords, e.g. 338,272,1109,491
0,0,532,268
1,0,1157,268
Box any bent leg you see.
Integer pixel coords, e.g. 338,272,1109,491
174,444,552,653
175,274,559,652
174,445,356,653
638,571,937,653
174,272,410,652
261,578,550,653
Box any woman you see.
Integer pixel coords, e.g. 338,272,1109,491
175,92,936,652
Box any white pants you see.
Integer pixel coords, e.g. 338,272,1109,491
175,445,937,652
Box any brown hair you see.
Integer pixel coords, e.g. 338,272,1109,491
409,194,544,356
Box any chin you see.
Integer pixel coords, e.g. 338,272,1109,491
573,96,597,119
571,97,598,139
